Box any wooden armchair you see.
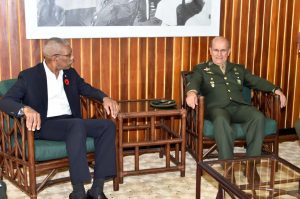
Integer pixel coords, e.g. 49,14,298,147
180,71,281,162
0,79,117,199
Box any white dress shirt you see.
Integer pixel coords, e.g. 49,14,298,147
44,61,72,117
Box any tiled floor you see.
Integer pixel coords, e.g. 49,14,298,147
5,141,300,199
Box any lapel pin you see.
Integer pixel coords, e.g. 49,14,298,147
64,78,70,86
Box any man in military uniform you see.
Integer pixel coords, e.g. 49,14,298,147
186,36,287,159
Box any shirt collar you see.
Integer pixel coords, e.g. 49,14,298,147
43,60,63,79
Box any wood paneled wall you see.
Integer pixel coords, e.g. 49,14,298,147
0,0,299,128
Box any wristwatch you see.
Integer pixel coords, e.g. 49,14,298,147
272,87,282,93
18,106,25,116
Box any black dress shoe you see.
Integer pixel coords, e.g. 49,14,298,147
69,191,87,199
86,190,108,199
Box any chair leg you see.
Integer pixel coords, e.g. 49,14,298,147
216,184,226,199
113,176,119,191
30,195,37,199
196,164,201,199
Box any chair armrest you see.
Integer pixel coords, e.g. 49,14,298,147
252,90,281,123
195,95,205,135
80,96,108,120
183,93,205,131
0,110,35,163
184,94,206,161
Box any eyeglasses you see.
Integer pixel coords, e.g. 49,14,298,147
211,49,229,54
53,53,72,58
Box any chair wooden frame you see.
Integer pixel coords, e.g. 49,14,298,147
0,97,117,199
180,71,281,162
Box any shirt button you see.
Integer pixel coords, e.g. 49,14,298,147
227,89,231,92
229,97,232,100
224,77,227,80
226,82,229,85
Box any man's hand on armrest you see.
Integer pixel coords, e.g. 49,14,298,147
22,106,41,131
103,97,120,118
186,90,198,109
274,89,287,108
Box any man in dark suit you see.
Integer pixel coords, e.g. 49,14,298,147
186,36,287,181
0,38,119,199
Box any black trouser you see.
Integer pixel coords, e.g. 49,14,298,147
0,180,7,199
37,116,116,184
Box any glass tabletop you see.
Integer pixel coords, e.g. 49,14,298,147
199,155,300,198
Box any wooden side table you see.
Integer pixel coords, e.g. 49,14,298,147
115,99,186,190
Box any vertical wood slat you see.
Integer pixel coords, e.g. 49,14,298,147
100,38,110,95
120,38,129,100
8,0,20,78
91,39,101,92
0,0,299,128
110,38,120,100
148,37,156,99
286,0,300,126
129,38,138,100
156,37,166,98
0,0,9,79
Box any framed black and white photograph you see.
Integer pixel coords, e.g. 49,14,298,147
24,0,221,39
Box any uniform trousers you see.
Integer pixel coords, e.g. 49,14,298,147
207,102,265,160
36,116,116,184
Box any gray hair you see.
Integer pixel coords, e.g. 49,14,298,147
43,37,69,58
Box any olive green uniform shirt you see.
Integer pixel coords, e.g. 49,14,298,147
187,61,277,110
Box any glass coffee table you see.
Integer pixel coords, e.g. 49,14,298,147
196,155,300,199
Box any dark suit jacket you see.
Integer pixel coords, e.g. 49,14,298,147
0,63,107,124
187,61,277,110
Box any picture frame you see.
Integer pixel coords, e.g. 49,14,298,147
24,0,221,39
